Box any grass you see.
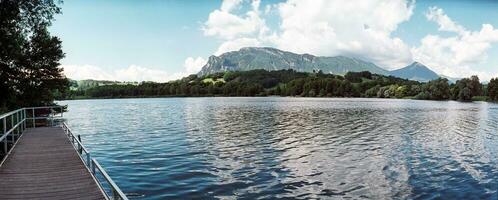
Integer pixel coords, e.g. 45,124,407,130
472,96,489,101
202,78,225,84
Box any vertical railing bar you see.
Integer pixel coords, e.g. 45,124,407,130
23,109,26,130
92,159,96,175
3,118,6,154
3,118,6,138
10,114,14,144
32,108,35,128
17,110,21,134
77,135,82,154
3,138,6,154
87,152,91,167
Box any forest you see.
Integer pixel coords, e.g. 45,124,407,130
63,69,498,102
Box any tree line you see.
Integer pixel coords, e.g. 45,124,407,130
64,69,498,102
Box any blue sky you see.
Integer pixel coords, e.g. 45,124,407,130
51,0,498,82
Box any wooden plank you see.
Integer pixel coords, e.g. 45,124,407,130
0,127,106,200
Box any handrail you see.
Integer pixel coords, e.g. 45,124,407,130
62,122,129,200
1,106,66,160
0,106,128,200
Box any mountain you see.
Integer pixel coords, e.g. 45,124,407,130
198,47,389,76
389,62,440,82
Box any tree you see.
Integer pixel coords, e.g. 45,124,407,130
365,85,380,97
0,0,66,111
426,78,450,100
395,85,408,98
470,75,482,96
489,78,498,101
451,76,482,101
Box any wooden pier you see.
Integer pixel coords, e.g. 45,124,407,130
0,106,128,200
0,127,105,199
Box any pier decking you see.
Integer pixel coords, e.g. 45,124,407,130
0,106,128,200
0,127,105,200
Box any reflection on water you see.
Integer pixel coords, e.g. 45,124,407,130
58,97,498,199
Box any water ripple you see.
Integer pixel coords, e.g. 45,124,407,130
57,97,498,200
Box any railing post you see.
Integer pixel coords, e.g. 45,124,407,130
32,108,35,128
3,118,6,153
113,188,119,200
11,114,14,143
87,152,91,166
17,110,21,133
23,109,26,130
77,135,82,154
3,138,6,154
91,160,96,175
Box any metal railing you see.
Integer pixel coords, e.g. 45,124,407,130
0,106,128,200
0,106,64,160
62,122,128,200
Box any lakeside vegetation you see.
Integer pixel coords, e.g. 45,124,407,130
63,69,498,103
0,0,67,112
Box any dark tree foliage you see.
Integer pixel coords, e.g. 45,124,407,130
0,0,67,112
68,69,493,103
470,75,483,96
416,78,450,100
73,70,418,99
450,76,482,101
60,66,498,105
489,78,498,101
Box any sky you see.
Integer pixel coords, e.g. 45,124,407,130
51,0,498,82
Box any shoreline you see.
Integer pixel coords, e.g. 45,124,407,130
57,95,494,103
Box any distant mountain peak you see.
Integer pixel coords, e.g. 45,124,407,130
409,61,429,68
196,47,448,83
197,47,389,76
390,62,440,82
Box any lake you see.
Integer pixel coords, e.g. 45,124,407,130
58,97,498,199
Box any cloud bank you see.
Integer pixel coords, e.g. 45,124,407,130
412,6,498,80
200,0,498,80
62,65,183,82
64,1,498,81
203,0,415,69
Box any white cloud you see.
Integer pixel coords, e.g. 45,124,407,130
203,0,415,69
215,37,261,55
199,1,498,80
412,7,498,80
183,57,207,74
221,0,243,12
426,7,466,34
274,0,416,68
62,57,208,82
62,65,185,82
203,0,266,40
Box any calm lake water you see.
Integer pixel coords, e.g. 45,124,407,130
58,97,498,200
